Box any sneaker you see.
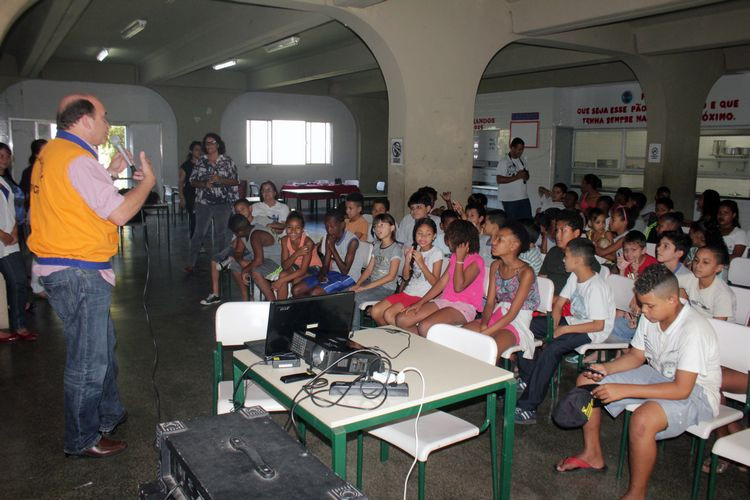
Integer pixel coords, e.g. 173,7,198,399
516,378,528,394
200,293,221,306
216,258,232,271
265,266,283,281
564,354,580,365
514,407,537,425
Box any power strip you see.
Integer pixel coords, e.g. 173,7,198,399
329,381,409,397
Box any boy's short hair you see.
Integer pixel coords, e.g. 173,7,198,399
345,192,364,207
659,211,684,227
510,137,525,148
440,209,459,225
634,264,679,298
228,213,252,233
700,242,730,267
325,208,345,223
616,187,632,200
445,219,480,254
597,195,614,211
623,230,646,248
465,203,486,219
503,220,530,256
630,192,647,211
567,238,596,268
587,207,604,221
286,211,305,227
655,197,674,210
553,182,568,193
659,231,691,261
486,209,506,227
656,186,671,197
373,197,390,211
408,191,433,208
517,218,539,246
467,192,488,207
417,186,438,202
556,209,584,233
565,190,579,202
234,198,251,210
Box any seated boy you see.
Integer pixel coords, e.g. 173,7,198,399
479,209,506,262
292,209,360,296
345,192,368,241
519,219,543,275
396,190,441,248
656,230,692,282
370,197,390,241
516,238,614,424
200,214,254,305
537,183,567,213
563,190,578,211
680,243,736,321
644,197,674,241
555,265,720,500
647,211,683,244
435,209,458,257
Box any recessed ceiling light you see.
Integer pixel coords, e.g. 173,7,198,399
96,48,109,62
212,59,237,70
121,19,147,40
263,36,300,53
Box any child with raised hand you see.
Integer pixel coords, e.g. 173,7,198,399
466,221,540,362
587,208,613,249
465,203,486,233
344,192,368,241
395,220,484,336
537,183,567,213
717,200,747,261
371,218,443,326
292,209,360,297
616,230,657,280
596,206,634,262
351,213,402,324
259,212,322,301
396,190,441,248
556,265,720,500
680,243,736,321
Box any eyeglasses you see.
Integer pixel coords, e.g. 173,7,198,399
205,140,217,145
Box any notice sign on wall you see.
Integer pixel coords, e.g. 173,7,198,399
648,143,662,163
390,138,403,166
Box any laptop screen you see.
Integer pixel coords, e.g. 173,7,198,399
264,291,355,356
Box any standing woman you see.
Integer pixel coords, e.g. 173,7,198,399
0,143,27,250
0,143,32,342
578,173,602,216
21,139,48,219
185,133,239,273
697,189,720,224
178,141,201,238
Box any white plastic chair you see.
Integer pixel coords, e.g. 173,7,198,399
728,258,750,287
729,285,750,326
706,428,750,499
645,242,656,257
213,302,285,415
365,324,497,500
616,319,750,500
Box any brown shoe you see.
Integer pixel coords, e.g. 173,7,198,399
67,437,127,458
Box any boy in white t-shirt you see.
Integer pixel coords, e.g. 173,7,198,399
556,265,720,500
680,244,736,321
515,238,615,424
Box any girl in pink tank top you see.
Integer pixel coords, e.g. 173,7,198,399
395,220,485,337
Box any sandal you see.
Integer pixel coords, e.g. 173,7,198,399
702,457,730,474
555,456,608,473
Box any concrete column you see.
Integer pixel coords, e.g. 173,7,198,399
625,52,724,214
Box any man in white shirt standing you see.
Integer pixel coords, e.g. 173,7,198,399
496,137,531,221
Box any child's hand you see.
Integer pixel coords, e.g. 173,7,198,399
583,363,608,382
350,284,361,292
241,270,251,284
404,303,422,315
455,242,469,262
591,382,624,404
441,191,452,203
271,280,285,291
451,200,465,218
413,250,425,266
294,246,310,257
553,325,568,338
404,246,414,261
616,254,629,273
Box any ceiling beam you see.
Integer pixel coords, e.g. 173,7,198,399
246,41,377,90
508,0,723,36
17,0,91,78
518,23,637,56
139,8,329,84
484,44,614,77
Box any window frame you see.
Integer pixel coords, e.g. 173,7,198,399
246,119,333,166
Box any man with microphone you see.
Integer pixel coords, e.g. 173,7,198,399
28,94,155,458
496,137,531,220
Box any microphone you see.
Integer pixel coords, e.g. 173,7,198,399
110,136,137,171
408,241,418,270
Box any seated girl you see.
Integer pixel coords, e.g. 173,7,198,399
465,221,540,362
596,206,634,262
371,218,443,326
351,214,402,324
254,212,321,301
395,219,484,336
292,209,359,297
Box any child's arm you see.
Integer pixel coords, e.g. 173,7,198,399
593,368,698,405
331,238,359,276
452,243,480,292
278,236,294,270
483,266,535,335
356,257,401,292
479,261,500,329
554,318,605,338
404,268,450,313
241,231,274,278
425,257,443,286
274,238,316,289
596,235,623,260
730,244,746,261
550,295,567,331
352,255,376,289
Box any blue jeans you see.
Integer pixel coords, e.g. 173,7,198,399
40,268,125,454
502,198,532,221
0,251,28,331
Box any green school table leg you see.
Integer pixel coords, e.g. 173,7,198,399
331,428,348,480
500,380,517,500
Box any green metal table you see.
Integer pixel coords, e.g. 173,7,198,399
233,328,516,499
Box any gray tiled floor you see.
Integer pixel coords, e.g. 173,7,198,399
0,213,746,499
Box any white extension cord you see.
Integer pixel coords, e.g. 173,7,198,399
399,366,425,500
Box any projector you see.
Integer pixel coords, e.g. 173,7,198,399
291,332,383,375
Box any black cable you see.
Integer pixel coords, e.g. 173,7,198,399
140,209,161,423
369,327,411,359
231,361,265,411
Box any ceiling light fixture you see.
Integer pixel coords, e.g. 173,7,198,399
121,19,147,40
263,36,300,53
212,59,237,71
96,48,109,62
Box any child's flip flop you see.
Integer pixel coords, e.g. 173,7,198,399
554,456,608,473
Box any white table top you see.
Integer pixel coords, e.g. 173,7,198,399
234,327,514,429
281,188,335,195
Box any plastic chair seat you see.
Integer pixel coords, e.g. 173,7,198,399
359,300,379,310
712,428,750,466
577,341,629,354
500,340,542,360
625,402,642,412
217,380,286,415
369,411,479,462
687,405,744,440
723,391,746,404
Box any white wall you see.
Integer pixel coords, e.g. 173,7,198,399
220,92,357,190
0,80,178,192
